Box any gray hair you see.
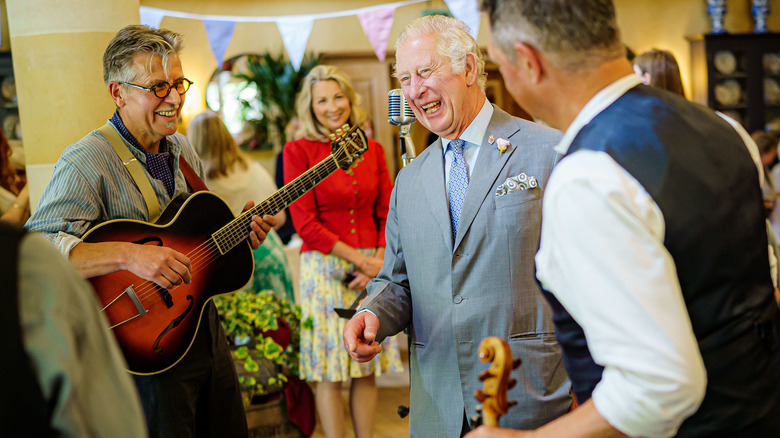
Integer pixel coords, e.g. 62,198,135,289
103,25,185,84
394,15,487,92
479,0,624,72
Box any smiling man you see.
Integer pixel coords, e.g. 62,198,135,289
343,15,571,437
26,25,274,437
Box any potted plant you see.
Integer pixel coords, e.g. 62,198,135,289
234,51,321,151
213,289,302,402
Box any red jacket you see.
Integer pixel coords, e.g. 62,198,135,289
283,137,392,254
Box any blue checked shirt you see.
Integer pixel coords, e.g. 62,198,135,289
25,117,205,255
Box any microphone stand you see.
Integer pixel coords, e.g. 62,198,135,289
399,124,416,167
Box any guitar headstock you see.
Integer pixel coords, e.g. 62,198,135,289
472,336,520,428
330,124,369,170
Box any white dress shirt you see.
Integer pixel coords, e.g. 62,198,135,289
535,75,718,437
441,98,493,190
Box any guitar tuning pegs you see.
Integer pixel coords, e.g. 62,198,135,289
507,378,517,390
513,357,522,369
329,133,337,141
341,123,350,131
335,127,344,136
478,369,491,381
509,400,518,408
474,389,487,402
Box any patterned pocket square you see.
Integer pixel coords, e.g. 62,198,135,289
495,173,539,197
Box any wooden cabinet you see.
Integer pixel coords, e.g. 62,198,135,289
689,33,780,133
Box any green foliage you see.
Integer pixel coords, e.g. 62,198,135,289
214,289,302,400
234,51,320,150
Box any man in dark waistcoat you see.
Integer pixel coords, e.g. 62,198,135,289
467,0,780,437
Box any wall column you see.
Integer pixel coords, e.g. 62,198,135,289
6,0,140,211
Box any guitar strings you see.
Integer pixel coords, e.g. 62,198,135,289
117,154,346,313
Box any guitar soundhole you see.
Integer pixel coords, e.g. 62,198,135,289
152,295,195,355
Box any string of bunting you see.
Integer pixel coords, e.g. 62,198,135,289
139,0,480,70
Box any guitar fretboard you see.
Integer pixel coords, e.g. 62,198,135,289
212,155,340,254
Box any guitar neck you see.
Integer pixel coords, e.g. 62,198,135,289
211,154,341,254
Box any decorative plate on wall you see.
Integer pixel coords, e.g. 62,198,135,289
714,50,737,75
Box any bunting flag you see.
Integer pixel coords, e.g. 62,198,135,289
203,20,237,66
357,6,396,62
140,7,165,29
444,0,481,40
276,18,314,71
138,0,426,66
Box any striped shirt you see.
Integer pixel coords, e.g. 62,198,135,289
110,111,176,196
25,120,205,255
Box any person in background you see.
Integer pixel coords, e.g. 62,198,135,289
188,110,295,302
470,0,780,436
0,222,146,437
284,64,403,438
26,25,274,437
343,15,571,437
0,127,28,224
633,48,685,97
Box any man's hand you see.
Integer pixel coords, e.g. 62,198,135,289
69,241,192,290
343,311,382,362
242,200,275,249
125,243,192,289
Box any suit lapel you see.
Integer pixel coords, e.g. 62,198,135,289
454,107,521,249
420,138,454,251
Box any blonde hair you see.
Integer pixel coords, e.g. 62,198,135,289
394,15,487,92
294,65,366,142
187,110,248,179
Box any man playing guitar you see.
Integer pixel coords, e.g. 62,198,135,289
26,25,274,437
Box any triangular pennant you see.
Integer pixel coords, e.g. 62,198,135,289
276,18,314,71
357,6,397,62
203,20,236,66
444,0,480,40
139,6,165,29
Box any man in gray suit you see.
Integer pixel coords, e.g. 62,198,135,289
343,15,571,437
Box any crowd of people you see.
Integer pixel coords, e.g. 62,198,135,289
5,1,780,437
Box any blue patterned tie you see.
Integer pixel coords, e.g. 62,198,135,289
448,139,468,241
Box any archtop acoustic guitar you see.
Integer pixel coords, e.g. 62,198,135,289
84,125,367,375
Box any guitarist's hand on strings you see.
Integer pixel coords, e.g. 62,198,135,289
343,311,382,362
126,243,192,290
242,200,275,249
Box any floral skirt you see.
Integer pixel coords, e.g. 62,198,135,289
299,249,404,382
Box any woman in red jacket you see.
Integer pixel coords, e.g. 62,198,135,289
284,65,403,438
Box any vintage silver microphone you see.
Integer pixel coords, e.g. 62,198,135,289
388,89,417,167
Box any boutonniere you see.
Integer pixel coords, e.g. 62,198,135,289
496,138,511,155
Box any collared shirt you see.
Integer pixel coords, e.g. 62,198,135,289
536,74,712,437
110,111,176,196
441,98,493,190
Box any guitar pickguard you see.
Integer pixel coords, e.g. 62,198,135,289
152,295,195,355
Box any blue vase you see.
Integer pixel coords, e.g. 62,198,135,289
707,0,727,34
752,0,771,33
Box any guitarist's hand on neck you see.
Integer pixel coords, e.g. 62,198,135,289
240,200,275,250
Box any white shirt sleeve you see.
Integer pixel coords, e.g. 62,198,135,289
535,150,707,438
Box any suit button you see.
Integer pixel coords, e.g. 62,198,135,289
453,295,463,304
351,229,356,234
349,209,355,214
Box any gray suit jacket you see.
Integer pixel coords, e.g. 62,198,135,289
363,105,571,437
